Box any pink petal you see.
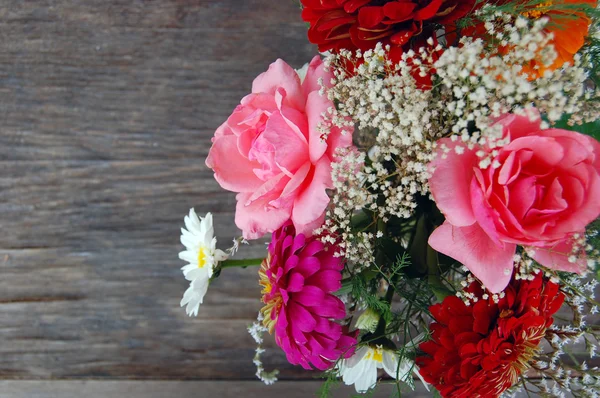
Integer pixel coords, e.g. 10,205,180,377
287,272,305,292
206,135,264,193
252,59,304,111
302,56,333,96
309,295,346,318
325,124,354,160
235,192,292,240
496,109,542,141
293,285,326,307
530,237,587,273
294,256,321,278
306,270,342,292
292,157,332,235
306,90,333,163
288,302,317,332
428,221,516,293
251,112,309,178
428,138,478,227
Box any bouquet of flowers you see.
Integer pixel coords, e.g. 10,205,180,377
177,1,600,396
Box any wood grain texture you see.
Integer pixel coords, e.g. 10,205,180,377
0,381,439,398
0,0,342,392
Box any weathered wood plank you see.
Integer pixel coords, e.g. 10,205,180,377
0,380,440,398
0,0,319,382
0,246,294,379
0,0,315,162
0,160,243,249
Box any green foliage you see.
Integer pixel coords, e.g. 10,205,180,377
553,115,600,141
317,370,340,398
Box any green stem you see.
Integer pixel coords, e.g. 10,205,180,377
219,258,263,269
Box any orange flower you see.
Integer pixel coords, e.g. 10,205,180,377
525,0,596,76
463,0,595,77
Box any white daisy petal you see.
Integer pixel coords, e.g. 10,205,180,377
382,351,400,379
354,361,377,393
214,249,228,262
178,250,197,264
177,209,229,317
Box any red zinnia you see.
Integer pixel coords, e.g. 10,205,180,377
301,0,476,57
259,222,357,370
416,273,564,398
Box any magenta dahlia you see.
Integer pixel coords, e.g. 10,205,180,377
259,222,357,370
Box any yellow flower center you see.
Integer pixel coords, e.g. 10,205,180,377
197,247,207,268
366,346,384,363
259,254,282,334
521,1,552,19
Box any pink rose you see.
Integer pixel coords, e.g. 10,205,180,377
206,57,353,239
428,110,600,293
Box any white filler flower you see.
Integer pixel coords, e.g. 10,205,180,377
178,209,228,316
339,345,428,393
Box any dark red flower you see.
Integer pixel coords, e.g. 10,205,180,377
301,0,475,56
416,273,564,398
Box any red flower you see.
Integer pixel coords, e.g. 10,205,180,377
416,274,564,398
301,0,475,56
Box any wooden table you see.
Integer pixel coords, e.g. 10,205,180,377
0,1,437,396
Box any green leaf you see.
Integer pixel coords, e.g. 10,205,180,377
552,115,600,141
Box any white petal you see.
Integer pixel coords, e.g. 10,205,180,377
180,229,199,249
342,357,367,386
382,351,400,379
214,249,228,262
184,208,203,235
178,250,198,264
354,362,377,393
181,263,197,274
185,267,209,282
180,283,208,317
346,346,369,369
204,212,214,237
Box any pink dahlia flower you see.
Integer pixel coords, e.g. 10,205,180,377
428,109,600,293
259,222,357,370
206,56,353,240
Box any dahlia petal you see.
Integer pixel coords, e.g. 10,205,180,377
287,272,305,292
284,254,300,273
301,239,325,257
310,295,346,318
414,0,442,20
288,302,317,333
292,233,307,253
293,285,326,307
314,317,342,339
306,270,342,292
295,256,321,277
428,221,516,293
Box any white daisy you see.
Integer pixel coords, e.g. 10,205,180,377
338,345,428,393
178,209,228,316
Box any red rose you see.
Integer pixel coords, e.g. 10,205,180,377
416,273,564,398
